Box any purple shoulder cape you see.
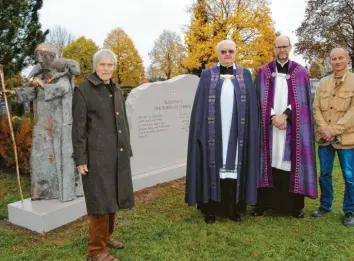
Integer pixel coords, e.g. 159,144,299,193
255,60,318,198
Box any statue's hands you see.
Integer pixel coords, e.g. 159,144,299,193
77,164,88,175
0,90,16,97
32,77,44,88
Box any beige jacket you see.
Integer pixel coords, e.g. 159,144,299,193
313,72,354,149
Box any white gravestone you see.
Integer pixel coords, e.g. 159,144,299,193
126,74,199,191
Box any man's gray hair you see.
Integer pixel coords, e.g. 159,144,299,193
93,49,117,71
330,47,350,58
216,40,237,52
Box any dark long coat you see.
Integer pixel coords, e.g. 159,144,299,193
72,73,134,215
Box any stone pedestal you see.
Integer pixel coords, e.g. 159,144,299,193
8,197,87,233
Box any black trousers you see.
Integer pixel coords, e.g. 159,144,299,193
256,168,304,213
197,179,246,218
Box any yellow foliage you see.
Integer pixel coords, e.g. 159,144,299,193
62,36,99,85
5,73,22,90
309,62,322,78
103,28,145,86
184,0,278,74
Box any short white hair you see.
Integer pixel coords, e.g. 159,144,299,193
93,49,117,71
216,40,237,52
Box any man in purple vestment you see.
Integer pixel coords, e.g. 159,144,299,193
252,36,317,218
185,40,259,223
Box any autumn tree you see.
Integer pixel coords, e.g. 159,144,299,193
308,61,323,78
149,30,186,79
184,0,215,75
0,0,48,77
62,37,99,85
184,0,277,76
146,64,165,82
46,25,75,58
295,0,354,69
103,28,145,86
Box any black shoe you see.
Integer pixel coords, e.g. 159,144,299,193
204,214,216,224
344,212,354,226
311,208,331,217
230,213,241,222
292,211,305,219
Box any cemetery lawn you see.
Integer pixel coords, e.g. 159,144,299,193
1,155,354,261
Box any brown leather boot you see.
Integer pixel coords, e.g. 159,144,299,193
107,213,125,249
88,214,109,257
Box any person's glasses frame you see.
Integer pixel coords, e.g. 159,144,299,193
275,45,290,50
220,49,235,55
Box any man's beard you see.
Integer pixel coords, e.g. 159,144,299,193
277,55,289,62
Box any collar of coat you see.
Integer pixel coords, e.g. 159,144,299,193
87,73,118,92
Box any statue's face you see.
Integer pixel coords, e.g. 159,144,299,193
96,57,114,82
35,51,54,69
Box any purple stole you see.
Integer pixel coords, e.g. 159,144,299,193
207,64,246,202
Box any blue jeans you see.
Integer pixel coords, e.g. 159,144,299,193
318,145,354,213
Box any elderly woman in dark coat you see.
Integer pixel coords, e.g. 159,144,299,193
72,49,134,261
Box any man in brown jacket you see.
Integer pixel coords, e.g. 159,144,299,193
72,49,134,261
312,47,354,226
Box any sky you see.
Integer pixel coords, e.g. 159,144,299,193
36,0,306,74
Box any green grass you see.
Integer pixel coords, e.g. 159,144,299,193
0,172,30,220
0,154,353,261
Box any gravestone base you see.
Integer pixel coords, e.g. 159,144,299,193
8,197,87,233
132,162,186,191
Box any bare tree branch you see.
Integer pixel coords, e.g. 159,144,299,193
46,25,75,58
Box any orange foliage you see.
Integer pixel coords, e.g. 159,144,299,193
0,115,32,173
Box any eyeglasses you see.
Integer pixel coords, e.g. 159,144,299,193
220,50,235,55
275,46,290,50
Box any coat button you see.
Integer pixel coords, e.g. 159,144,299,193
118,130,122,134
120,148,124,152
329,120,331,123
110,94,113,98
332,94,335,97
330,107,333,109
116,112,120,116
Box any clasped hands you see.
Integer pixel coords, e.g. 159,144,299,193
271,114,288,130
319,127,335,142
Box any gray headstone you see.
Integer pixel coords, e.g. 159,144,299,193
126,74,199,191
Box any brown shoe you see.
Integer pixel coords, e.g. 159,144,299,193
107,238,125,249
87,253,120,261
